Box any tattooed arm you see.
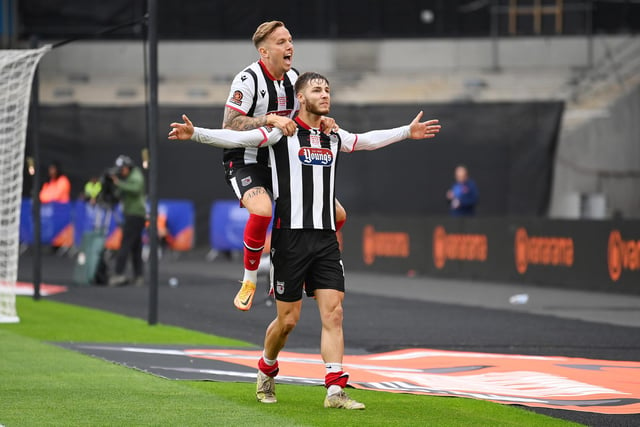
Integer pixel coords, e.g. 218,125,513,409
223,107,270,131
223,107,297,136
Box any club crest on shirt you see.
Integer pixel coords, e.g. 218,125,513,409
229,90,243,106
298,147,334,167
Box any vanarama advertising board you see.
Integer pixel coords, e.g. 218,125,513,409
339,216,640,294
608,229,640,282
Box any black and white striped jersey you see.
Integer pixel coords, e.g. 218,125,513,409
192,118,412,230
269,118,338,230
223,60,299,169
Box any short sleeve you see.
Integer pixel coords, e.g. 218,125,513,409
225,70,256,115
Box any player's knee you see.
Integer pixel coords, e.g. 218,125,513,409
245,195,272,217
323,303,343,328
252,204,273,218
278,311,299,335
280,317,298,335
333,304,344,324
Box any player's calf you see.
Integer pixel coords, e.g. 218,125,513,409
234,212,271,311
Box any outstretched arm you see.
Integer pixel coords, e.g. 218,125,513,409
169,114,282,148
340,111,441,152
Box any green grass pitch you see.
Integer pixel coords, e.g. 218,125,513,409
0,298,582,426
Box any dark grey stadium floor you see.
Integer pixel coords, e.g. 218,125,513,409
18,251,640,427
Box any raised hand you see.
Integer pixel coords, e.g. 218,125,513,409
168,114,195,140
408,111,441,140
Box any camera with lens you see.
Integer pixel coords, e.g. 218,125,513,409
97,166,120,207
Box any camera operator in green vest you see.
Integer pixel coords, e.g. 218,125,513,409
108,155,146,287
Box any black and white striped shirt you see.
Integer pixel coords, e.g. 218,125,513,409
223,60,299,169
192,118,412,230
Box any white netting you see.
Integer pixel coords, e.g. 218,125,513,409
0,46,49,323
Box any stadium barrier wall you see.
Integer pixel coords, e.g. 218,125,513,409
28,102,563,242
340,215,640,294
19,199,73,247
20,198,195,252
157,199,196,251
72,202,121,248
210,200,273,251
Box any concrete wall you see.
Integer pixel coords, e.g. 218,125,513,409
549,83,640,219
38,36,628,83
376,37,600,72
38,40,334,82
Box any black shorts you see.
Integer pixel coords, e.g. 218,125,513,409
270,229,345,302
225,164,272,200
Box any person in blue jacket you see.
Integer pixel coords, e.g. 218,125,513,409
446,165,478,216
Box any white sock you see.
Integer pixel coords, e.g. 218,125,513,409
327,385,342,396
325,363,342,373
326,363,343,396
262,351,276,366
243,269,258,284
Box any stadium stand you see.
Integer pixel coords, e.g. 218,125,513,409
36,36,637,106
33,33,640,220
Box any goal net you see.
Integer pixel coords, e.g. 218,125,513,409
0,46,49,323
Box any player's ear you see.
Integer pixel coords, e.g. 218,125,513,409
257,45,268,58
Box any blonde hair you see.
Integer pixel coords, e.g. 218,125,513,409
252,21,285,48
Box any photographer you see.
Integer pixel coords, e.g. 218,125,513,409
108,155,146,287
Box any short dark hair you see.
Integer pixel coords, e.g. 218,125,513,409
294,72,330,94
